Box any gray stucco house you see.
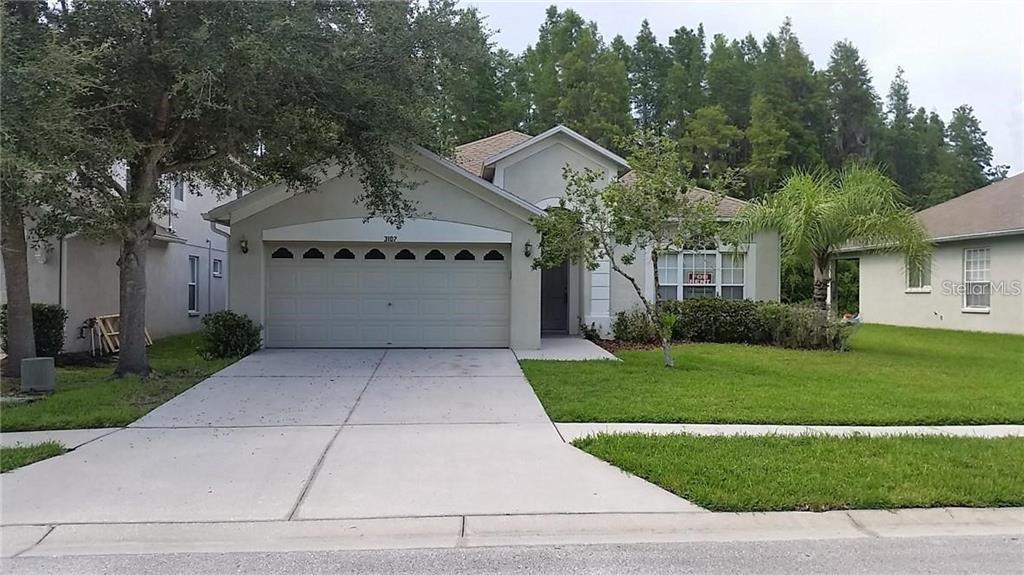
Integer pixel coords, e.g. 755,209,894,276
0,181,229,354
204,126,780,350
846,172,1023,334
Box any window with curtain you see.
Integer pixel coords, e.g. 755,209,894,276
657,252,679,300
682,253,716,299
963,248,991,309
720,253,745,300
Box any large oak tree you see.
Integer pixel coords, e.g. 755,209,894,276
59,0,471,376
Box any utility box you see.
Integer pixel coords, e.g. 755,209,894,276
21,357,55,394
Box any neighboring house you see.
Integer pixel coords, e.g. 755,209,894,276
0,180,229,354
846,172,1024,334
203,125,780,350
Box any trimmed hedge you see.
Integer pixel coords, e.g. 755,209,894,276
0,303,69,357
612,299,853,351
198,310,262,359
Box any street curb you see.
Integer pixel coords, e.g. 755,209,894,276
5,507,1022,558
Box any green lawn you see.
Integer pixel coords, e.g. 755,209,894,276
0,441,66,473
1,333,235,431
521,324,1024,425
575,433,1024,512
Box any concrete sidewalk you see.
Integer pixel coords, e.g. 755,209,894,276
3,507,1021,558
556,423,1024,441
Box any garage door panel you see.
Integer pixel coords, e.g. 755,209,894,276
266,243,510,348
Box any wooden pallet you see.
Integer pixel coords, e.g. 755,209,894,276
94,314,153,354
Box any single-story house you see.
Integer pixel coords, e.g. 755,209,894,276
844,172,1023,334
203,125,780,350
0,181,229,354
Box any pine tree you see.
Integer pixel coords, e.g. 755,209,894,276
629,20,670,130
825,40,881,164
746,95,790,193
947,105,1007,191
680,105,742,186
706,34,754,130
664,24,707,135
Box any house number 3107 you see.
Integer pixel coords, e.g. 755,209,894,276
383,236,397,243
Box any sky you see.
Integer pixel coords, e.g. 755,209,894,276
465,1,1024,175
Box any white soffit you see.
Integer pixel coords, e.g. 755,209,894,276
262,218,513,244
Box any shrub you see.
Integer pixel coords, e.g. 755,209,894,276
665,298,769,344
579,322,602,342
612,309,658,343
614,299,853,351
0,303,69,357
199,311,262,359
759,302,854,351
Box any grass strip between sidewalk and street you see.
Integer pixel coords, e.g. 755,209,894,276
574,433,1024,512
521,324,1024,425
1,333,234,432
0,441,66,473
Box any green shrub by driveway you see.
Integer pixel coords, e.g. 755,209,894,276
1,441,66,473
575,433,1024,512
1,303,70,357
1,333,235,431
199,310,262,359
522,324,1024,425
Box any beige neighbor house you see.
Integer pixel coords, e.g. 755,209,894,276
204,125,780,350
844,172,1024,334
0,181,229,354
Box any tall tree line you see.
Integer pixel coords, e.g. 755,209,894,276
447,7,1008,209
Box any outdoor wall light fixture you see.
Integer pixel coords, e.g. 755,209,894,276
524,240,533,258
239,239,249,254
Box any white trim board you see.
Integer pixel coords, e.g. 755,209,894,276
262,218,513,244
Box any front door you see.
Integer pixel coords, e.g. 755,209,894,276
541,263,569,333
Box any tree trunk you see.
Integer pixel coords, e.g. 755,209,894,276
1,207,37,378
812,256,830,311
651,249,674,368
114,166,158,377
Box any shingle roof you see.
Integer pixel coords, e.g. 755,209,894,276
454,130,532,176
916,172,1024,240
618,170,748,219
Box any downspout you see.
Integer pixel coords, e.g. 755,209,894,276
206,238,212,315
209,221,231,308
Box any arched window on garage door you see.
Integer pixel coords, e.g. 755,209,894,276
395,249,416,260
483,250,505,261
364,248,385,260
333,248,355,260
425,249,446,260
271,247,293,259
454,249,475,261
302,248,325,259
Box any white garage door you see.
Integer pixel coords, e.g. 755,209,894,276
265,243,510,348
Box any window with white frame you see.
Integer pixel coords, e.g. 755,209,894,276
173,179,185,203
656,252,679,301
963,248,990,309
906,256,931,290
212,258,223,278
188,255,200,314
682,252,716,299
720,253,745,300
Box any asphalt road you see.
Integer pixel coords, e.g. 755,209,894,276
4,536,1021,575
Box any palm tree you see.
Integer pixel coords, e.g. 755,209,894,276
730,164,931,310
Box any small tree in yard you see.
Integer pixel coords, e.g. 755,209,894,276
729,164,931,310
533,131,718,367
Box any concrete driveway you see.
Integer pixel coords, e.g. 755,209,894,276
1,349,697,526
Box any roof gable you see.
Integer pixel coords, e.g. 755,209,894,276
484,125,629,171
454,130,532,176
203,145,545,225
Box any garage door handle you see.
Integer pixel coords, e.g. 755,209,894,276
387,302,392,307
